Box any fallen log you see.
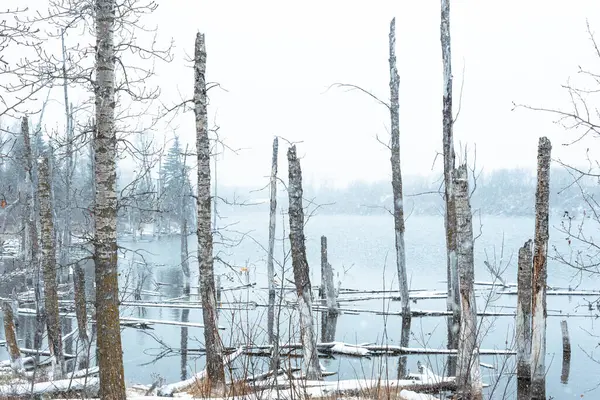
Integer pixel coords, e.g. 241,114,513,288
0,377,99,397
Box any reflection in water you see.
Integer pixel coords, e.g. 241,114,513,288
321,311,338,343
180,308,189,380
397,316,411,379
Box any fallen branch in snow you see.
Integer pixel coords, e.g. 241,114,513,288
157,346,244,396
0,377,99,397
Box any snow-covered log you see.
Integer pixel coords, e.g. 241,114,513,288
0,377,99,397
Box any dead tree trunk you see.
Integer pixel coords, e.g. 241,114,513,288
73,262,90,370
516,239,533,399
21,116,45,363
320,236,337,312
267,137,278,344
388,18,410,317
531,137,551,400
441,0,460,364
287,145,322,381
60,31,73,270
2,302,22,373
180,158,190,294
39,155,65,379
560,320,571,384
94,0,127,397
454,165,482,399
195,32,225,388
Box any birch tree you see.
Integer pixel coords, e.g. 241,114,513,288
440,0,460,358
39,155,65,379
94,0,126,397
195,32,225,388
531,137,551,400
454,164,482,399
288,145,322,380
388,18,410,317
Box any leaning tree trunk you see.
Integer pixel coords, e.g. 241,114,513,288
440,0,460,368
287,145,322,380
195,32,225,388
39,156,65,380
454,165,482,399
516,239,533,399
2,302,22,374
531,137,551,400
94,0,126,398
388,18,410,317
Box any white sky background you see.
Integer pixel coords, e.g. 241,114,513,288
6,0,600,189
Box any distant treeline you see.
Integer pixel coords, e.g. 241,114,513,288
218,167,598,218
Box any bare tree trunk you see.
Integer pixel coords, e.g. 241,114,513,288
180,308,190,381
287,145,322,381
516,239,532,399
22,116,45,364
441,1,460,368
73,262,90,370
560,320,571,384
267,137,278,343
39,155,65,380
181,218,190,293
531,137,551,400
397,316,411,379
60,31,73,270
388,18,410,318
454,165,482,399
94,0,126,397
2,302,22,373
195,32,225,388
320,236,337,312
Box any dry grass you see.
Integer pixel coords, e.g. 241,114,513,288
187,378,256,398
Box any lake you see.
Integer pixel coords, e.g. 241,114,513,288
1,212,599,399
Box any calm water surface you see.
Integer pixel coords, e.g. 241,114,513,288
1,212,598,399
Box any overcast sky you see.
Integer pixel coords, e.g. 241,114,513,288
7,1,600,188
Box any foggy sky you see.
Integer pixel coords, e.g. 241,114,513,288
6,1,600,188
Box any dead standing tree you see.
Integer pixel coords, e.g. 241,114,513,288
388,18,410,318
531,137,551,400
94,0,127,397
267,137,279,371
441,0,460,358
288,145,322,381
454,164,482,399
195,32,225,388
516,239,533,399
38,155,65,380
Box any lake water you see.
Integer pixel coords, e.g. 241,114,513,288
1,212,599,399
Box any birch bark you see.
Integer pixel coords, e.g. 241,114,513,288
94,0,126,397
516,239,532,399
195,32,225,387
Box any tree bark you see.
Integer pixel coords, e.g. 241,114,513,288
267,137,278,342
454,165,482,399
60,32,73,270
73,261,90,370
516,239,532,399
2,302,22,373
531,137,551,400
94,0,126,398
287,145,322,381
39,155,65,379
388,18,410,318
440,0,460,366
195,32,225,388
320,236,337,312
